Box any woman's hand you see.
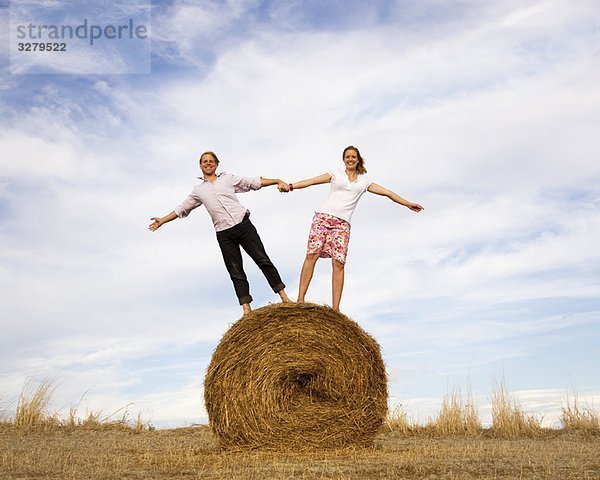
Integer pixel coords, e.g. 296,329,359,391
277,181,290,192
407,203,424,212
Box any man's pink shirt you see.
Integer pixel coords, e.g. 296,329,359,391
174,172,261,232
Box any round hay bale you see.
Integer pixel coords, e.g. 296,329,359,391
204,302,388,449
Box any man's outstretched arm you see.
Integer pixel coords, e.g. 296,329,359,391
149,211,178,231
260,177,289,192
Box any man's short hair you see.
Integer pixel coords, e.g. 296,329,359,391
200,151,220,164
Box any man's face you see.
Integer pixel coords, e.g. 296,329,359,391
200,154,218,175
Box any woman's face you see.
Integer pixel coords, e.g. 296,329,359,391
343,149,359,171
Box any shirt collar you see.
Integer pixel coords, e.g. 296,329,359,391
197,172,224,181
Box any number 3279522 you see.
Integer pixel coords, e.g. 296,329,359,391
17,43,67,52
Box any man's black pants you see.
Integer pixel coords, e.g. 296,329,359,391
216,214,285,305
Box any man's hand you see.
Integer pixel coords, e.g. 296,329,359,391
277,181,290,193
149,211,178,231
149,217,162,231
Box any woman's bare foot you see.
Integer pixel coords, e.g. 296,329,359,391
242,303,252,316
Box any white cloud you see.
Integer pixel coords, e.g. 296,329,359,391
1,0,599,425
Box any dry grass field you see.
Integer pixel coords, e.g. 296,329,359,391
1,381,599,479
2,423,599,479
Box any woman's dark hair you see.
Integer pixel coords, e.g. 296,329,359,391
343,145,367,174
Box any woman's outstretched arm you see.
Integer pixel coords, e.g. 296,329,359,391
367,183,424,212
287,173,332,191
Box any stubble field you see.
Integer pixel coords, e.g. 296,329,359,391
1,424,599,479
2,380,599,479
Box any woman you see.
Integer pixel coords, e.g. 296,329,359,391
285,145,423,311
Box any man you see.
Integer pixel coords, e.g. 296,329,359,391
149,151,291,315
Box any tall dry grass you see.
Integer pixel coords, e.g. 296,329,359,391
386,383,599,438
66,404,148,431
491,381,543,438
387,389,482,436
8,380,151,432
14,379,59,428
561,392,600,432
386,403,414,434
429,388,482,435
5,379,600,438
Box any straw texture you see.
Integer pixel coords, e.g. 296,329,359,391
204,303,388,449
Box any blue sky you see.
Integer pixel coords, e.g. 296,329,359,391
1,0,599,427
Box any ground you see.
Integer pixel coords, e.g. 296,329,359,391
1,425,599,479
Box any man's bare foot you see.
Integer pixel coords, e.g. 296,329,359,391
242,303,252,316
278,289,293,303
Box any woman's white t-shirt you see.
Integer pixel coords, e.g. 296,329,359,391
318,168,372,224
